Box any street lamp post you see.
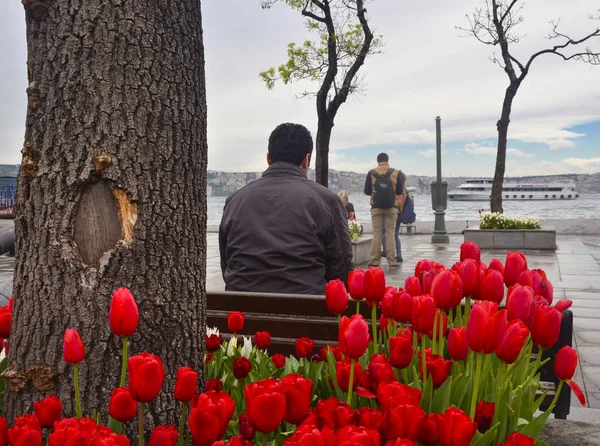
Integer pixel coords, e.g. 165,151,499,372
431,116,449,244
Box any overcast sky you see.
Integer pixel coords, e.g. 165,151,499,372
1,0,599,177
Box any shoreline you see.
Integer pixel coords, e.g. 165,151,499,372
208,218,600,235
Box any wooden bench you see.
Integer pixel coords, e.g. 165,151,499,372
207,290,573,419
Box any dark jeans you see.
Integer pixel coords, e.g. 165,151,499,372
382,214,402,258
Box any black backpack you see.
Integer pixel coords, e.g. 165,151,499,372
370,168,396,208
400,194,416,224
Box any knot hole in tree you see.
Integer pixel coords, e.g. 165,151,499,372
73,181,137,265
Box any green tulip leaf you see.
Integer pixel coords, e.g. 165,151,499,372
326,348,344,400
432,375,452,413
519,405,554,439
471,422,499,446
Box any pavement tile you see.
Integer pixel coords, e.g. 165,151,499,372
571,308,600,320
577,348,600,367
569,298,600,309
576,331,600,347
567,406,600,423
574,318,600,331
586,392,600,410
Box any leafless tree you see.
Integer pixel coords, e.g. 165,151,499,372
261,0,382,187
459,0,600,212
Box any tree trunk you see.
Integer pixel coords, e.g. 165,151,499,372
315,119,333,187
491,83,518,213
4,0,207,434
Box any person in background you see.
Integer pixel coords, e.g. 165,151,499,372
338,191,356,220
364,153,404,268
219,123,353,295
382,171,408,263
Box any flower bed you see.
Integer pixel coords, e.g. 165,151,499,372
479,213,541,230
0,241,585,445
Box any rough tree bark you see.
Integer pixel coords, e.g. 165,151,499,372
4,0,207,432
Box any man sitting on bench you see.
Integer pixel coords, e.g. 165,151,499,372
219,123,353,295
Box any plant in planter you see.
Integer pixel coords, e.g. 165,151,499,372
480,212,541,230
0,242,584,445
349,220,362,241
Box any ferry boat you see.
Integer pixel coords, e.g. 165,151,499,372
447,179,579,201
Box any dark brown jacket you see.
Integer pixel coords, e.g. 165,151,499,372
219,162,353,295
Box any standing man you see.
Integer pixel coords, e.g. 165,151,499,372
364,153,404,268
219,123,353,295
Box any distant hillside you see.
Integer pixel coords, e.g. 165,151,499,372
0,165,19,177
207,169,600,196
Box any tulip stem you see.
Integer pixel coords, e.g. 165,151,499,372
439,311,444,356
449,308,454,328
371,305,378,354
138,403,145,446
73,364,82,419
262,432,269,446
177,402,187,446
531,347,544,379
120,336,129,387
347,358,356,406
469,354,484,419
432,310,438,355
548,380,564,411
421,341,427,383
356,300,360,314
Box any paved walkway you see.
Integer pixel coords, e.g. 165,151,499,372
2,232,599,422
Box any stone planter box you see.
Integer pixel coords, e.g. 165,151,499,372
352,235,372,265
463,228,556,250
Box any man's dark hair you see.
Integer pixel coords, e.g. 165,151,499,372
268,123,314,166
377,153,389,163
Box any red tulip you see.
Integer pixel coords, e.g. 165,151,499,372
348,270,367,300
336,358,363,392
227,311,245,333
496,320,529,364
339,314,369,359
205,378,223,392
414,259,433,280
8,415,42,446
326,279,349,314
422,269,441,295
487,258,504,275
504,252,528,287
419,413,442,446
33,395,63,428
0,417,6,446
467,301,507,354
244,379,286,433
518,270,533,287
377,382,422,412
411,295,436,335
281,374,313,425
437,406,477,446
206,333,223,352
109,287,139,337
295,336,315,358
474,400,495,433
321,345,342,362
0,305,11,338
506,285,534,325
271,354,286,368
49,418,98,445
531,305,562,349
337,424,380,446
388,290,413,323
356,407,384,433
459,259,480,298
385,439,418,446
368,354,396,389
313,397,355,430
149,425,178,446
431,269,463,309
239,413,256,440
63,328,85,364
404,276,422,297
252,330,271,350
174,366,198,401
554,299,573,313
554,346,578,381
384,404,426,441
233,357,252,380
388,329,414,369
128,352,165,402
419,348,452,388
460,241,481,263
189,390,236,443
364,267,386,303
225,436,253,446
479,269,505,304
532,271,554,305
499,432,535,446
448,327,468,361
